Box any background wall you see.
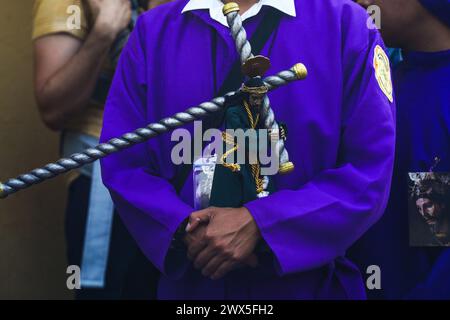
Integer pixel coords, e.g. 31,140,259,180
0,0,72,299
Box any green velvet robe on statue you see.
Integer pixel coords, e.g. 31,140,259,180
209,101,275,208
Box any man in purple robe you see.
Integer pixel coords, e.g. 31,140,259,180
100,0,396,299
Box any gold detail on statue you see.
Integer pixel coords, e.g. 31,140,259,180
293,63,308,80
251,163,264,194
220,132,240,172
222,131,235,145
243,101,259,129
244,100,264,193
279,161,295,174
241,84,268,95
222,2,240,15
221,147,241,172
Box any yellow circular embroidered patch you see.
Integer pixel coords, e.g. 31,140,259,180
373,45,393,103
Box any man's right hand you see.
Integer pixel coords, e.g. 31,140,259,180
184,222,209,262
87,0,132,41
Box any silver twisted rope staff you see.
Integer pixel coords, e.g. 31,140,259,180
222,3,307,176
223,3,254,64
0,66,306,199
261,94,294,174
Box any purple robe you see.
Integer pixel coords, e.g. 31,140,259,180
100,0,396,299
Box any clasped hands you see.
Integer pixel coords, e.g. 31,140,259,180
183,207,261,280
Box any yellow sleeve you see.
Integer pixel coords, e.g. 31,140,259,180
32,0,89,41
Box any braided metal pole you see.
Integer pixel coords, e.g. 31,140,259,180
261,96,291,172
267,61,308,170
222,3,308,175
223,2,253,64
0,66,306,199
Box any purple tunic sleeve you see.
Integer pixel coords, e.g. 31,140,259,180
99,18,192,277
245,31,396,276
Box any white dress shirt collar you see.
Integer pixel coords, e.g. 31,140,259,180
182,0,296,27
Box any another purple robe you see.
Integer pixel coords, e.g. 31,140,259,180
100,0,396,299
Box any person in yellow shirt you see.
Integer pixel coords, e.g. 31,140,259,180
32,0,172,299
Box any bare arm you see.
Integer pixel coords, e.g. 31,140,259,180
33,0,131,131
34,31,111,131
